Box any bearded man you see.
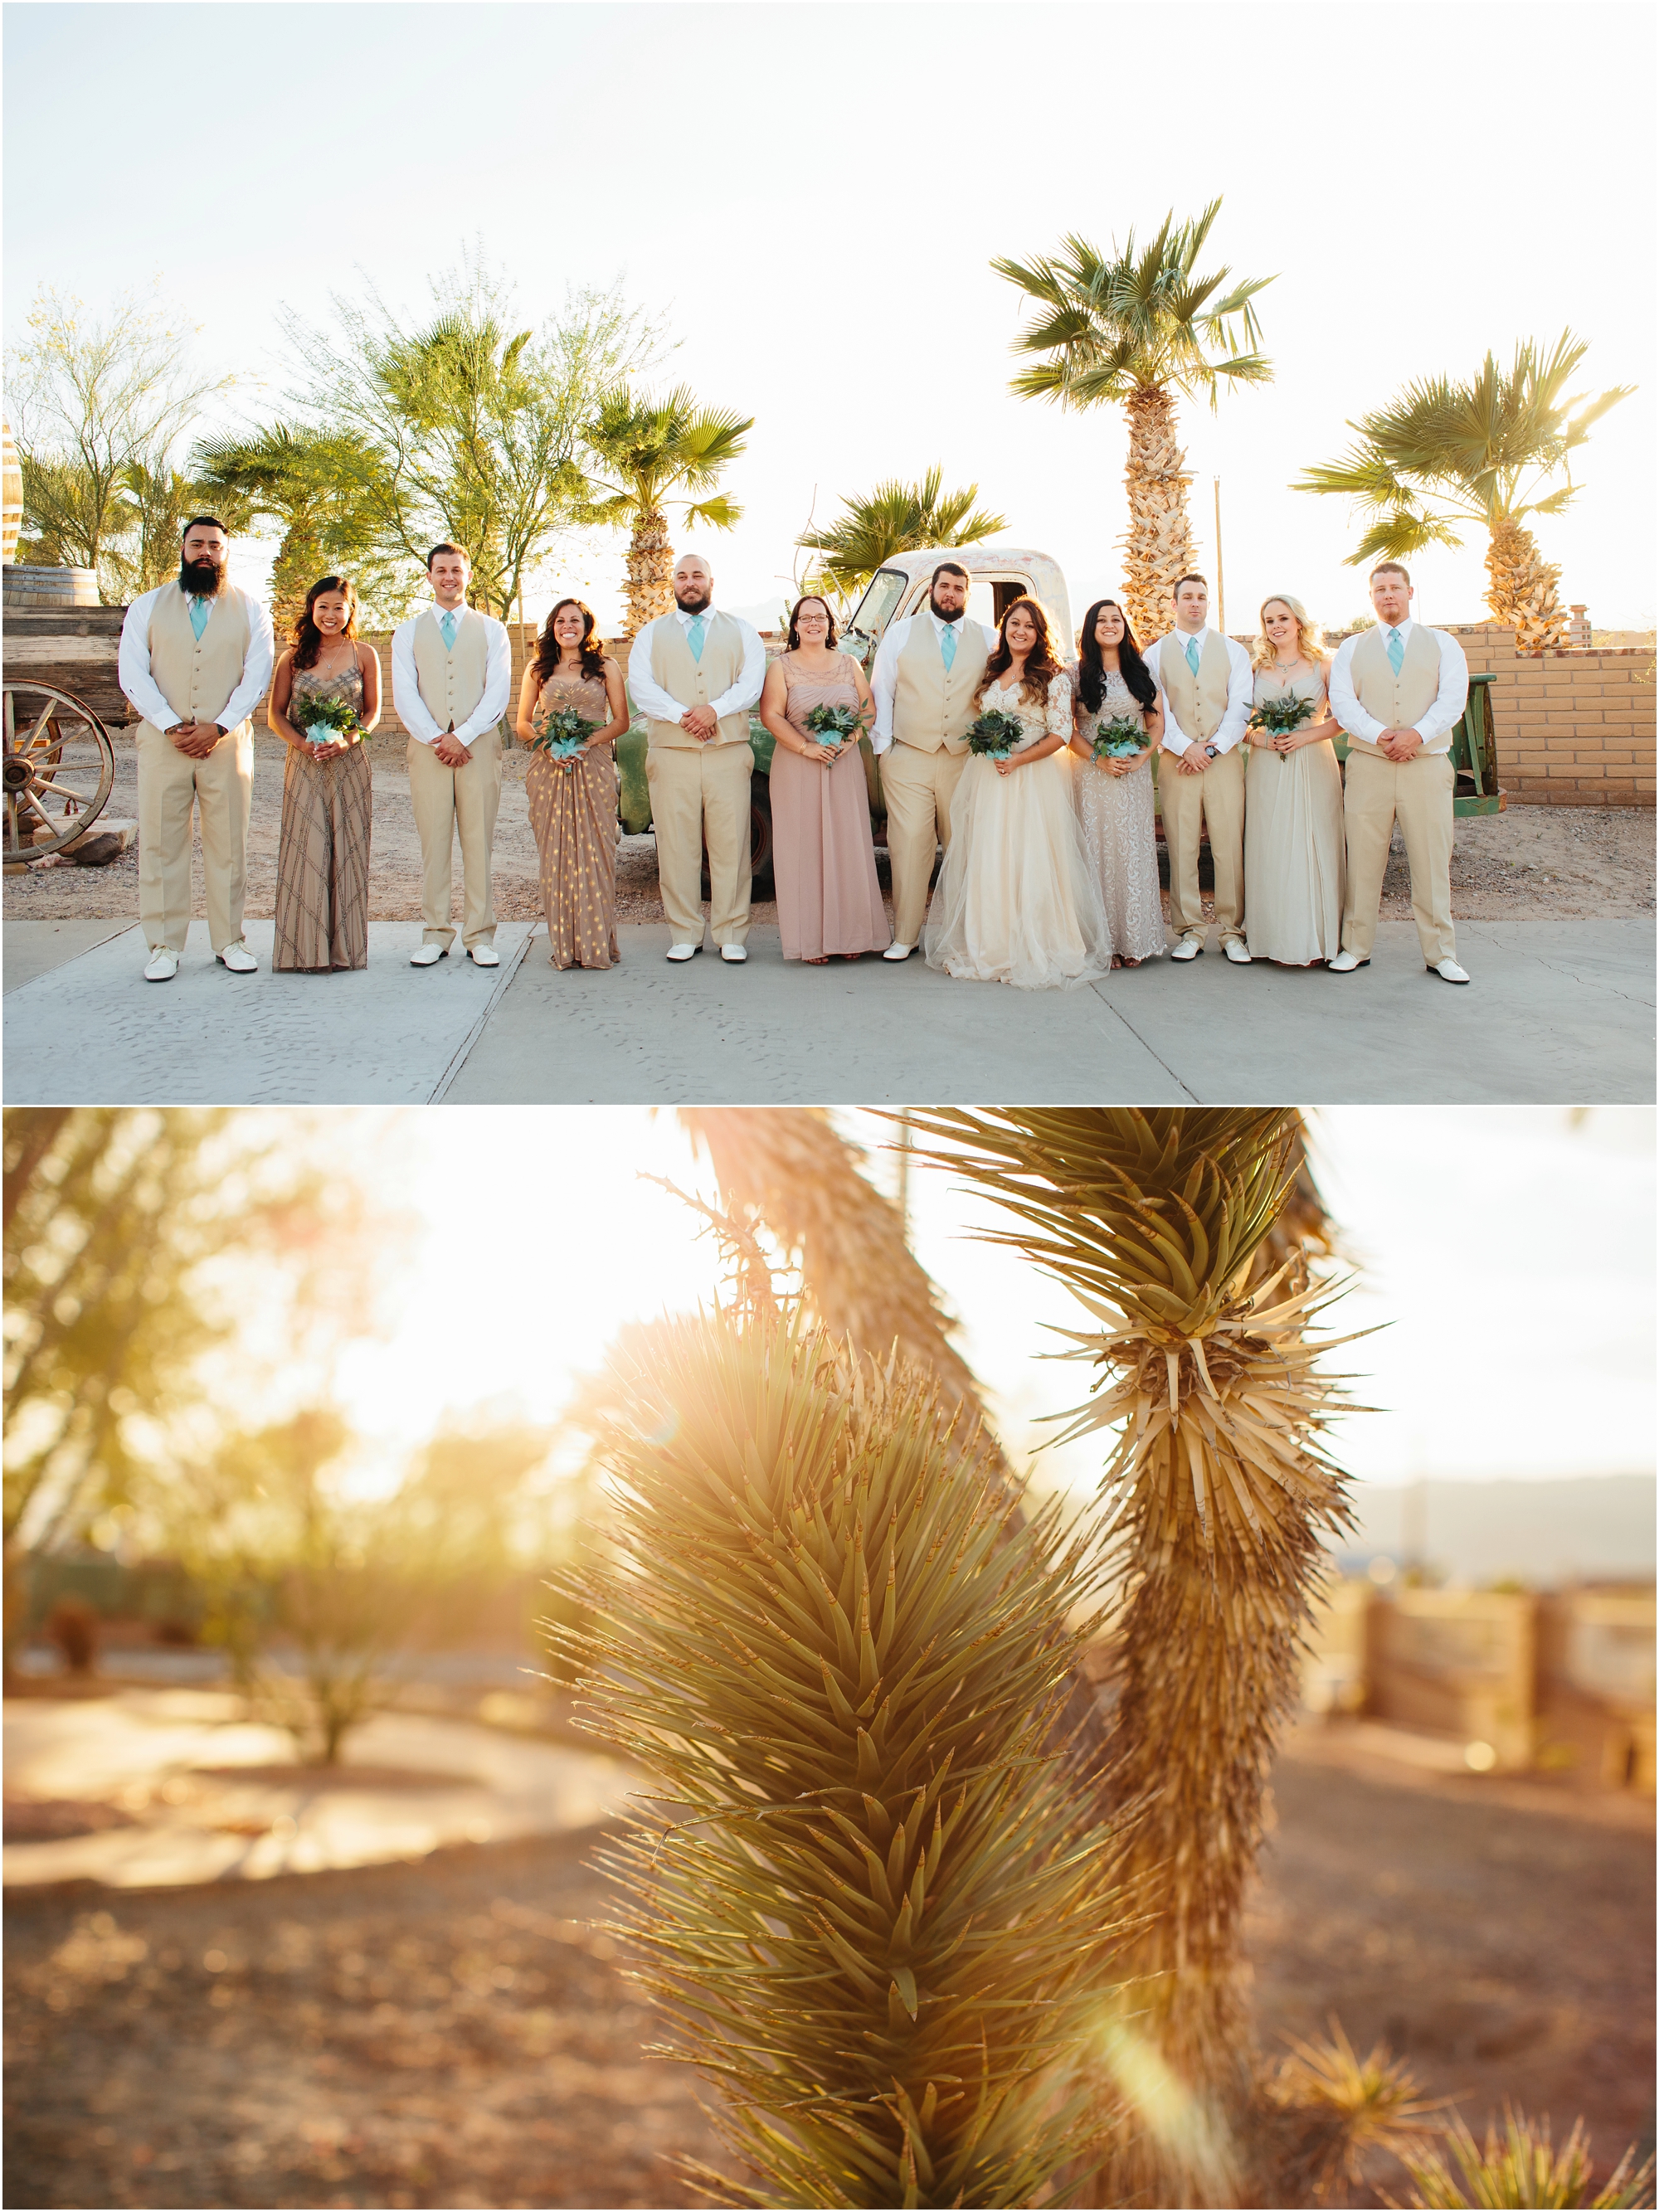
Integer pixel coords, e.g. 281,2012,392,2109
117,515,275,980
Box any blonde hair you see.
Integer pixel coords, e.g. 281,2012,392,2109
1252,594,1326,672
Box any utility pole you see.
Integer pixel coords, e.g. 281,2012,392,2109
1213,477,1225,634
895,1109,912,1243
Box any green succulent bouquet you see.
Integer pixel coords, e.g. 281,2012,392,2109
1091,714,1147,764
803,701,868,746
530,703,600,768
966,707,1025,760
1248,689,1312,762
298,695,366,747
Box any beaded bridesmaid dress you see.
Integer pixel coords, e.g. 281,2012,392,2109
1069,665,1166,964
526,667,620,969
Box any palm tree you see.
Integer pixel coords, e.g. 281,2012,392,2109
580,383,752,633
993,204,1273,641
1293,332,1633,654
196,424,376,637
795,467,1006,601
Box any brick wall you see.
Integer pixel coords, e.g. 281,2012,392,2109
1443,622,1655,808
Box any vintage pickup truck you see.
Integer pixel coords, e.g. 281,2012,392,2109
611,542,1499,893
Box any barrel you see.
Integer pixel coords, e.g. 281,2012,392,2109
0,417,22,567
2,565,101,610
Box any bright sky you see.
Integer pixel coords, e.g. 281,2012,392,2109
318,1106,1654,1495
4,2,1653,633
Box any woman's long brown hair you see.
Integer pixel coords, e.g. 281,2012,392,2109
534,598,610,687
975,594,1063,707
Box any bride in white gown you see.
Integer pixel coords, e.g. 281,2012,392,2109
924,596,1112,990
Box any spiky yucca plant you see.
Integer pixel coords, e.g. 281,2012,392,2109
1398,2108,1656,2211
1266,2022,1444,2205
902,1109,1360,2205
556,1300,1129,2210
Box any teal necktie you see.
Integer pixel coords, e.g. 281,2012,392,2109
1185,634,1202,677
687,614,707,663
1386,626,1405,675
187,596,211,642
940,620,956,673
440,609,458,651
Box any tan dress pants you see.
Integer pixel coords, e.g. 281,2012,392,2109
883,741,967,947
407,728,502,950
1160,743,1246,943
647,740,752,946
1340,746,1457,964
137,722,255,955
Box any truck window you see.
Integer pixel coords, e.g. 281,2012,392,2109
846,566,907,644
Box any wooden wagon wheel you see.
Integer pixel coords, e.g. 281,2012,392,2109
2,680,116,863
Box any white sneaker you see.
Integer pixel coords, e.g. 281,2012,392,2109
720,944,747,964
1328,950,1369,972
883,941,914,961
468,944,500,968
1170,936,1203,962
216,943,257,974
410,944,448,967
1223,939,1253,965
665,942,701,962
144,947,179,983
1429,958,1471,984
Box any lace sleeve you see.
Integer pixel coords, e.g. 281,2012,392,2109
1045,670,1073,740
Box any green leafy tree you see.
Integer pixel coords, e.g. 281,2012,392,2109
993,204,1273,641
4,284,232,599
580,382,753,633
795,467,1006,601
1293,331,1633,653
195,423,387,639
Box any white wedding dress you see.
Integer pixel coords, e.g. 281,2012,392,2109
923,673,1113,990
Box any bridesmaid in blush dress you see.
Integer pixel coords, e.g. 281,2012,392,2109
513,598,630,969
757,595,889,962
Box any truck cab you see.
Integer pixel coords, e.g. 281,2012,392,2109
839,545,1073,669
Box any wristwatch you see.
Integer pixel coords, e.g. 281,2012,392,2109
1204,743,1219,759
214,722,228,738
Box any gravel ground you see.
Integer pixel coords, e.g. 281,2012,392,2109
5,1741,1651,2211
5,733,1652,931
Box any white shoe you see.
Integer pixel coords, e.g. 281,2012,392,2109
468,944,500,968
1170,936,1203,962
720,944,747,964
1429,958,1471,984
1328,950,1369,972
410,944,449,967
665,942,702,962
883,941,914,961
144,947,179,983
216,943,257,974
1223,939,1253,965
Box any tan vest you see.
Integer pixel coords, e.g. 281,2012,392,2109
1157,630,1233,745
411,606,495,732
1345,625,1443,756
144,585,254,732
892,616,990,755
643,611,751,751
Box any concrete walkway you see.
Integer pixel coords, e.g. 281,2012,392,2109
3,1689,639,1888
2,915,1652,1104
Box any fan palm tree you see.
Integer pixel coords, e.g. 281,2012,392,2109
196,423,377,636
993,204,1274,640
580,383,752,633
795,468,1006,601
1293,332,1633,654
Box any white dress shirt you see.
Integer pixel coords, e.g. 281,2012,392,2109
118,581,275,734
1327,620,1470,755
869,610,1000,753
390,601,513,747
625,605,766,727
1141,625,1254,756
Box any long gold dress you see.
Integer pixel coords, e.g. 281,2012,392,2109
273,654,374,971
526,665,620,969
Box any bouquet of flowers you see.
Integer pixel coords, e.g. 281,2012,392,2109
802,702,868,747
966,707,1026,760
1091,714,1146,765
530,703,600,770
1248,690,1311,762
299,694,366,748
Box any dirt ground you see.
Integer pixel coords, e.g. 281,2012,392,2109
5,1737,1652,2212
5,733,1652,931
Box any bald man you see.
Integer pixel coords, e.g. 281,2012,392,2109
625,553,766,961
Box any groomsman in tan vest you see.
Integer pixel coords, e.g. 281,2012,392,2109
118,516,275,981
391,545,512,967
1144,574,1254,962
1328,562,1471,983
625,551,766,962
869,561,995,958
